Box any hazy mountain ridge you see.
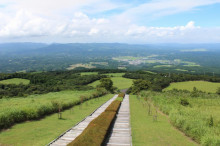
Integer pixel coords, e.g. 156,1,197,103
0,43,220,74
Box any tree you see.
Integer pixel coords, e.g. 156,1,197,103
216,87,220,95
99,78,114,93
131,79,151,94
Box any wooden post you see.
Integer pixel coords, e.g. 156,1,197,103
153,109,158,122
148,103,151,116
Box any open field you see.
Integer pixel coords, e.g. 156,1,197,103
80,72,98,75
102,73,125,77
66,63,96,70
153,65,173,68
144,71,156,74
130,95,197,146
0,78,30,85
0,90,94,114
163,81,220,93
88,77,133,89
0,94,113,146
141,91,220,145
112,56,142,61
175,69,188,72
0,90,107,130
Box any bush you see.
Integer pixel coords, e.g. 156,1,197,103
68,99,121,146
118,93,125,98
216,87,220,95
105,100,121,112
180,98,190,106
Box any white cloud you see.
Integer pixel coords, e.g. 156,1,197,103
0,0,220,43
0,10,219,43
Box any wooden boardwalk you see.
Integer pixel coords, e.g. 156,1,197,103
49,95,118,146
106,95,132,146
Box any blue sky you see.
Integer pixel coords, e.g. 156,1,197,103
0,0,220,43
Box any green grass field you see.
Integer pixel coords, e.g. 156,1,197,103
153,65,173,68
0,94,113,146
0,78,30,85
130,95,197,146
142,91,220,145
80,72,98,75
144,71,157,74
102,73,125,77
88,77,133,89
163,81,220,93
0,90,95,115
175,69,188,72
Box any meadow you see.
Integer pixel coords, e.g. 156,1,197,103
141,91,220,145
163,81,220,93
89,76,133,90
0,94,113,146
102,73,125,77
0,78,30,85
130,95,197,146
80,72,98,75
66,63,96,70
0,89,107,130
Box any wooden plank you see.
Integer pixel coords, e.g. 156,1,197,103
107,95,132,146
49,95,118,146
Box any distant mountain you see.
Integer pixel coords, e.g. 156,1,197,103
0,43,220,73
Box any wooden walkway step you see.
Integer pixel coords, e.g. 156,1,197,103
49,95,118,146
106,95,132,146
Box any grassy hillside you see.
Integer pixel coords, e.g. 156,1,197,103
0,90,94,114
0,94,113,146
141,91,220,145
130,95,197,146
89,76,133,90
163,81,220,93
0,89,108,130
0,78,30,85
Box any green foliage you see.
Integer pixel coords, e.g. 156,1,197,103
118,93,125,98
180,98,190,106
140,91,220,145
99,78,114,93
216,87,220,95
130,95,197,146
190,87,199,97
0,78,30,85
89,76,133,90
0,89,107,130
124,72,220,93
0,71,103,98
208,116,214,127
164,81,220,93
130,79,151,94
0,94,113,145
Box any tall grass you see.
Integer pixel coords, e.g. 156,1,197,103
0,89,107,130
141,91,220,145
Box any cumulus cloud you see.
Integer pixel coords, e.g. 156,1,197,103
0,0,220,43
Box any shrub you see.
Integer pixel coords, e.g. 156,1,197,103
208,116,214,127
68,100,121,146
105,100,121,112
216,87,220,95
180,98,190,106
118,93,125,98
